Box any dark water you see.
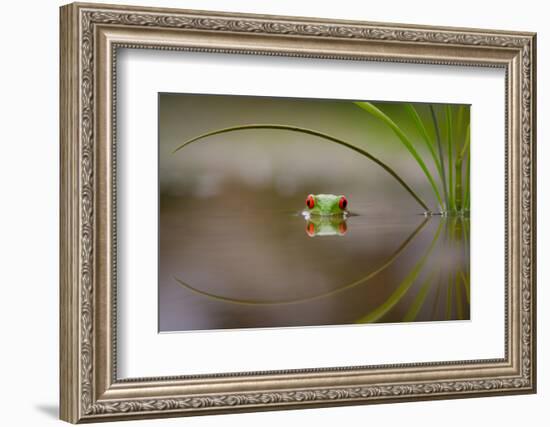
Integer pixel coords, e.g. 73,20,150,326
158,192,470,332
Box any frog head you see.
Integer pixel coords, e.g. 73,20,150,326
305,194,348,216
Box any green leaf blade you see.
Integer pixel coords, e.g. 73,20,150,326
173,123,430,212
354,101,443,210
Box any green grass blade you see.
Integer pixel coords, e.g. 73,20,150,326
445,277,453,320
173,123,429,212
459,123,471,160
430,105,450,211
455,106,466,160
456,106,465,150
461,219,470,277
354,102,442,210
459,270,470,305
402,273,434,322
455,123,470,212
430,268,443,319
454,105,466,211
455,272,464,319
403,104,445,210
403,105,443,174
355,220,443,323
445,106,455,212
455,155,463,212
464,149,470,210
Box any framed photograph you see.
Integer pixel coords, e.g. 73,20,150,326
60,2,537,423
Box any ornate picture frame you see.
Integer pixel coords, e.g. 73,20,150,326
60,2,536,423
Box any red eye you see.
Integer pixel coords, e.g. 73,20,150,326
306,222,315,237
338,222,347,235
306,194,315,209
339,196,348,210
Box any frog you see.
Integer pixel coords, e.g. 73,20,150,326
304,194,348,216
302,194,349,237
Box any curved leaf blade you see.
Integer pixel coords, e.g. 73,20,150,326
355,102,442,209
173,123,430,212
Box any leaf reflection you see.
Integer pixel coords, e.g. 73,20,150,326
354,217,470,324
174,216,430,306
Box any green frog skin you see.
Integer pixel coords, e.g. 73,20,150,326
305,194,348,216
305,215,347,237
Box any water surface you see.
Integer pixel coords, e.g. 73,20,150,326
159,192,469,332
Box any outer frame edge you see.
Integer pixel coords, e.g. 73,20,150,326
60,3,81,424
59,2,537,422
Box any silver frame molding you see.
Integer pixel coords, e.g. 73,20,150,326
60,2,537,423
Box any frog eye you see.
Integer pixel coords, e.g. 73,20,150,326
306,194,315,209
338,222,347,235
339,196,348,210
306,222,315,237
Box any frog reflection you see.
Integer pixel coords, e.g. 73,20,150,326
305,216,348,237
303,194,349,237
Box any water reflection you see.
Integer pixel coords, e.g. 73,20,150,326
159,194,470,332
304,213,348,237
174,214,427,306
